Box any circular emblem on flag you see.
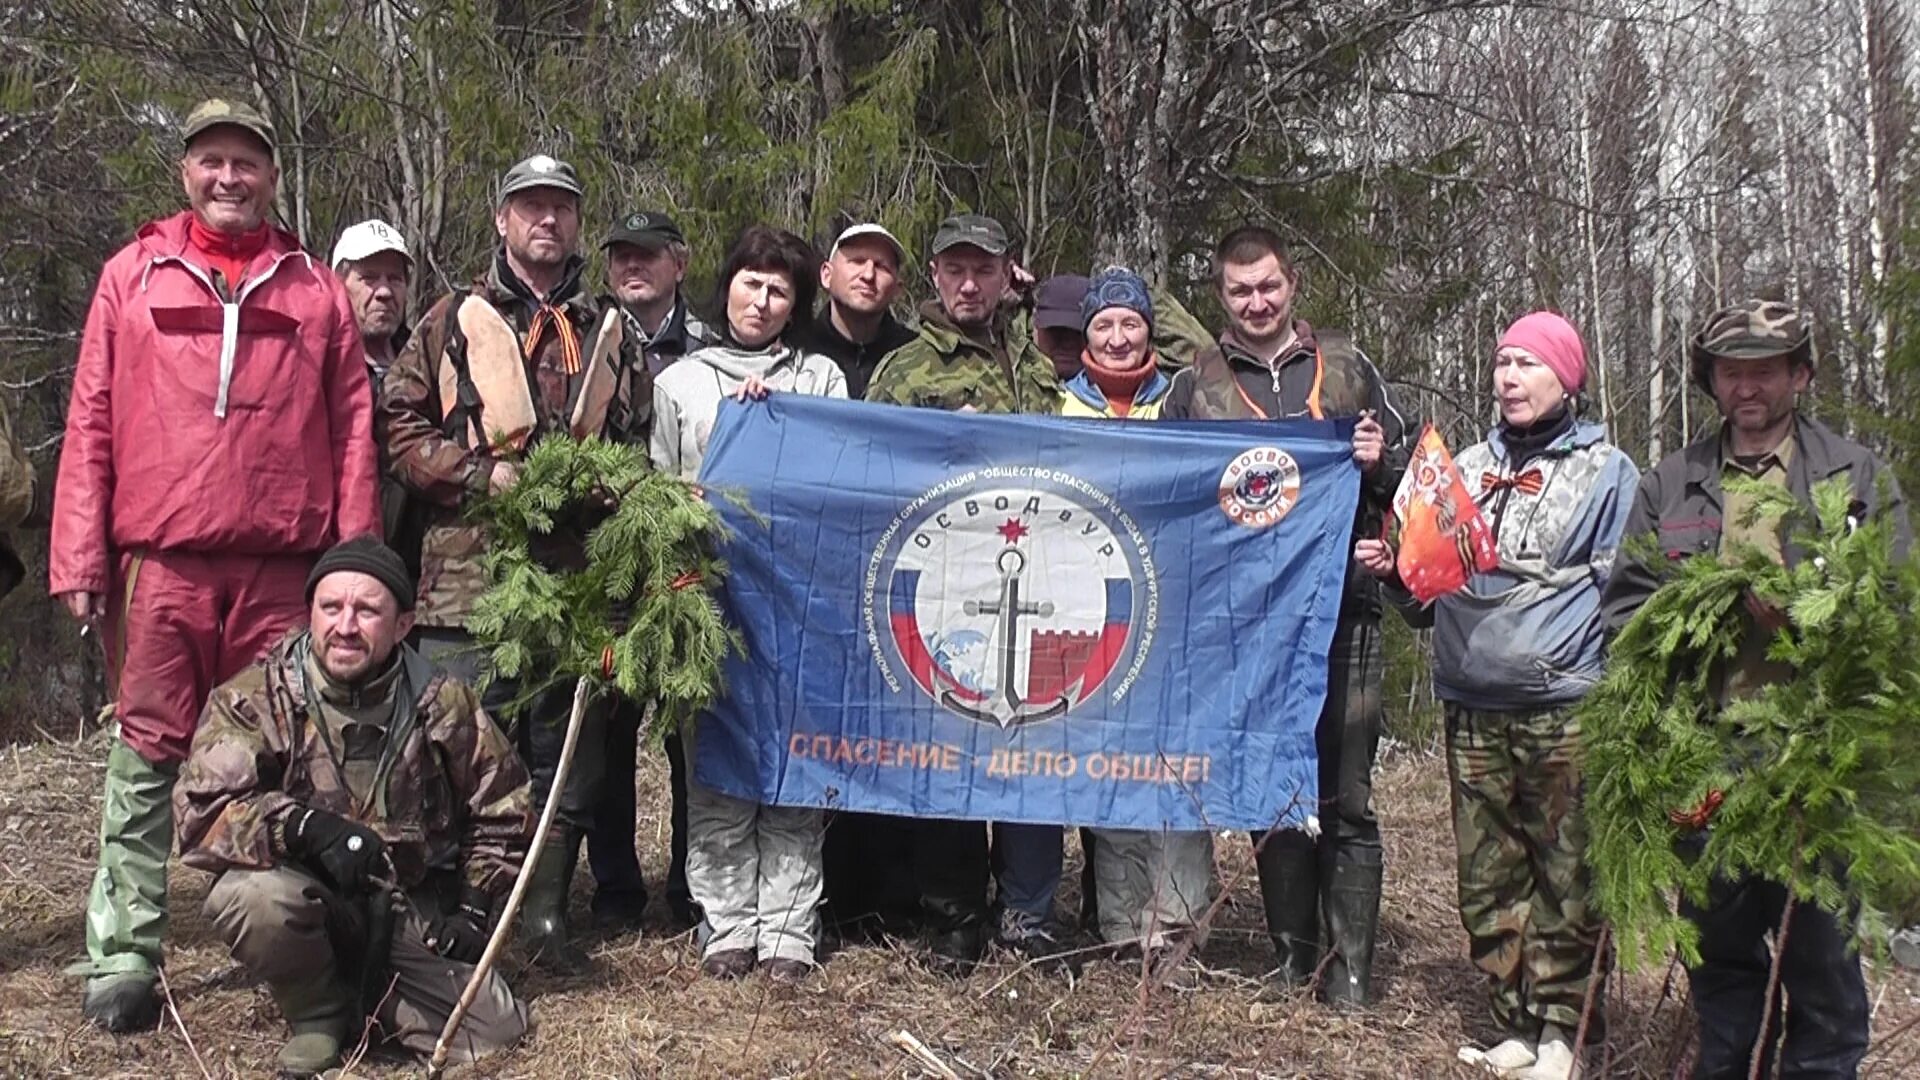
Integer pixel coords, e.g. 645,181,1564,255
1218,446,1302,529
862,469,1158,728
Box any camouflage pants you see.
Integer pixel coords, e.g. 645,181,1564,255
205,866,528,1065
1445,703,1603,1038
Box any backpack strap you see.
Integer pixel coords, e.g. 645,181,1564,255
436,282,490,450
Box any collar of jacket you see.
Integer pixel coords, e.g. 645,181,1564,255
1065,366,1169,412
1676,413,1858,507
306,643,408,711
1217,320,1318,372
135,209,305,274
814,305,912,352
612,293,704,350
1486,416,1607,463
488,248,590,311
914,298,1007,355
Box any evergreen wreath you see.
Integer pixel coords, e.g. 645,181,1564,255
466,435,738,735
1583,476,1920,968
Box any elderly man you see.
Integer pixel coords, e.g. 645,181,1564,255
1603,300,1907,1080
176,537,531,1078
332,219,413,389
333,218,420,571
1163,225,1408,1006
52,97,380,1032
865,212,1064,973
382,153,642,967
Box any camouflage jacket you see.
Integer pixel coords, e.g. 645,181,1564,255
864,299,1062,414
379,251,650,627
175,630,532,897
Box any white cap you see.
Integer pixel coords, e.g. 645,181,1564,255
330,219,412,270
829,222,905,265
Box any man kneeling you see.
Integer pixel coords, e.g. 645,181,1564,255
175,537,533,1077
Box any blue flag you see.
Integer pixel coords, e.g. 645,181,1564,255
694,395,1358,832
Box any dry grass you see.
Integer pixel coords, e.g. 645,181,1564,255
2,734,1916,1078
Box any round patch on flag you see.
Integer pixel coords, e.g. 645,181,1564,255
1218,446,1302,529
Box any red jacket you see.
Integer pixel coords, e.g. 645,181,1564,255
50,211,380,595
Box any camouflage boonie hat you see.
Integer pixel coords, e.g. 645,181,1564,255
1688,298,1813,392
181,98,276,153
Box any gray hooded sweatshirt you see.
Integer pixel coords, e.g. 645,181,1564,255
649,342,847,480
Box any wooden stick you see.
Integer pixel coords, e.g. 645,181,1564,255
428,677,592,1077
889,1029,963,1080
1746,897,1796,1080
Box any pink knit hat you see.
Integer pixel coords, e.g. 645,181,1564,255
1497,311,1587,394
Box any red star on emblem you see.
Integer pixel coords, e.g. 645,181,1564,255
997,517,1030,543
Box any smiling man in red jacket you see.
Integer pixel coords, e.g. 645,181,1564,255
50,97,380,1034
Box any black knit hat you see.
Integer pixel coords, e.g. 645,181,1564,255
305,535,416,612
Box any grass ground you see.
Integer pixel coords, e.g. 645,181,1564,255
1,732,1915,1078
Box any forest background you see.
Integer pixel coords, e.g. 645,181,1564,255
1,0,1915,738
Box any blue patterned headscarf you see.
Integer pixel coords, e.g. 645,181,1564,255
1079,267,1154,332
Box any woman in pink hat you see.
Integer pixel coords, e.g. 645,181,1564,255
1358,311,1639,1080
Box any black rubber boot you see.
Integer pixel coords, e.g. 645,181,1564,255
1321,852,1383,1008
520,826,589,971
81,972,161,1034
1253,830,1322,986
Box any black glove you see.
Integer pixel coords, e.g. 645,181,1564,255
427,886,493,964
280,805,387,895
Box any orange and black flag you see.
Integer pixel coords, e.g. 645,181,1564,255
1389,424,1498,604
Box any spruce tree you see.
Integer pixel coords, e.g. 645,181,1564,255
466,436,738,736
1583,476,1920,968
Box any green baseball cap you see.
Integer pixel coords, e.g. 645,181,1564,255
601,210,685,251
930,213,1010,257
498,154,583,203
181,98,276,153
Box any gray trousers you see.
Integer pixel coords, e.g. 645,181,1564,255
685,722,824,963
1091,829,1216,947
205,866,528,1065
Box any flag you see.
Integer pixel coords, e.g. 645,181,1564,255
693,395,1359,831
1391,423,1498,604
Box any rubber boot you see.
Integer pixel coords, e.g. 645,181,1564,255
1252,830,1321,986
81,971,160,1034
269,975,355,1079
1321,851,1383,1007
80,739,177,1033
520,825,588,971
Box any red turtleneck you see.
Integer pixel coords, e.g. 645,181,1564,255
187,216,271,294
1081,353,1156,417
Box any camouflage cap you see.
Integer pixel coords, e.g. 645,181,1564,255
930,213,1010,257
498,154,583,203
1688,298,1813,391
181,98,276,153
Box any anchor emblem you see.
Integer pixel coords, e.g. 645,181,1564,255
941,545,1072,727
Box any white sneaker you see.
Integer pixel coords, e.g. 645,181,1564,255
1514,1025,1582,1080
1457,1036,1536,1076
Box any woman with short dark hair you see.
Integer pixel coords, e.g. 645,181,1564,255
650,225,846,979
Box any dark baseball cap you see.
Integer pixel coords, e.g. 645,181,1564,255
930,213,1010,257
1034,274,1092,331
181,98,276,153
498,154,583,203
601,210,685,251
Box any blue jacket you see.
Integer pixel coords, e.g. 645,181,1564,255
1397,419,1639,709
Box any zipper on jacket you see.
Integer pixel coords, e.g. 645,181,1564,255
147,250,304,419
